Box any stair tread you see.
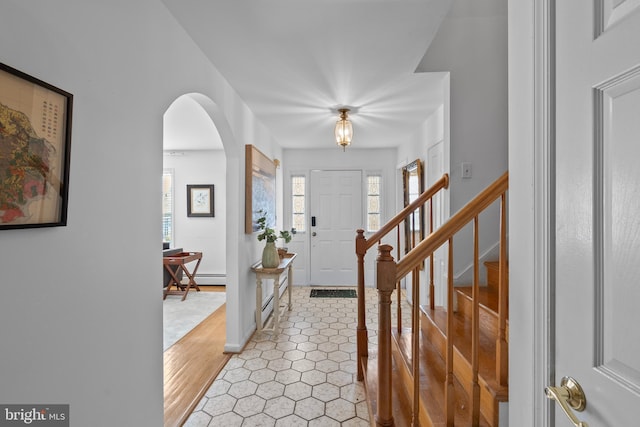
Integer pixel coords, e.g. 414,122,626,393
456,285,508,318
361,354,413,427
391,328,492,426
484,261,509,290
484,261,508,269
420,306,508,399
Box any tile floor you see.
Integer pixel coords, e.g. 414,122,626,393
184,286,409,426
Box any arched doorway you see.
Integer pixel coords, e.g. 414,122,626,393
162,93,241,425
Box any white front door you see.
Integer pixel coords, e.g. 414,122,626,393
554,2,640,425
309,170,362,285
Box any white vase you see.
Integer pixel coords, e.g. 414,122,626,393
262,241,280,268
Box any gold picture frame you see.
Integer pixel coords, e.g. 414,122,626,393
403,159,425,256
245,145,276,234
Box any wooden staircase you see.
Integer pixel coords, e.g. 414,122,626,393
455,262,509,350
356,172,509,426
420,261,508,425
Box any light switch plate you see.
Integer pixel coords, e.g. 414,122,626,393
462,162,472,178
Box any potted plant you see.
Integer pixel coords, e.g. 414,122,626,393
277,229,294,259
256,210,295,268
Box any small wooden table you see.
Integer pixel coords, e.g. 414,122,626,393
163,251,202,301
251,253,296,332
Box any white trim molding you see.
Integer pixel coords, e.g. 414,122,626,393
508,1,555,426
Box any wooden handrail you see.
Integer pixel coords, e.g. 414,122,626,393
396,172,508,280
363,173,449,252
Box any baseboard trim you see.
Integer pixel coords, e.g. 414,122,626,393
224,326,255,353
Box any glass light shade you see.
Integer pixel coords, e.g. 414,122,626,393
334,109,353,150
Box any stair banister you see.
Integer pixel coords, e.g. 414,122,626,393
355,173,449,381
396,172,508,280
396,227,402,332
471,216,481,424
392,172,508,413
497,192,508,386
355,230,368,381
363,173,449,252
429,196,435,310
446,238,455,425
411,264,420,425
373,171,508,425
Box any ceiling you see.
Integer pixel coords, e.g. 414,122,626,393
161,0,452,151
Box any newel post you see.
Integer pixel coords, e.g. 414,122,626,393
376,244,396,427
355,229,368,381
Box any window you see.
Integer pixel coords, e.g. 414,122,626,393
367,175,381,232
291,175,306,232
162,169,174,245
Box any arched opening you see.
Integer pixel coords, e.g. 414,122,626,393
161,93,241,425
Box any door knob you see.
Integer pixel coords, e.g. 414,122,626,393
545,376,588,427
312,232,317,237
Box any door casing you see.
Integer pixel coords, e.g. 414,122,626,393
508,1,556,426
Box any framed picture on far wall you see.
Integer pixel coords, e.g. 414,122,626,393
0,62,73,230
187,184,214,217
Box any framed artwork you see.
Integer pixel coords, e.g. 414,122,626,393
187,184,214,217
245,145,276,233
0,63,73,230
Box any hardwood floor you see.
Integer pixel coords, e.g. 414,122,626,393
164,286,229,427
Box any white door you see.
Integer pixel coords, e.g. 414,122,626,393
554,2,640,425
427,140,448,307
309,170,362,285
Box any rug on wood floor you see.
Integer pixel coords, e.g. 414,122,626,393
310,289,357,298
163,291,226,351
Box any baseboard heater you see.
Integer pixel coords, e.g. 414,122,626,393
194,273,226,285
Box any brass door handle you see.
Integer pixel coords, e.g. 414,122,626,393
545,376,588,427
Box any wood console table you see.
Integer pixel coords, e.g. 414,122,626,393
163,251,202,301
251,253,296,332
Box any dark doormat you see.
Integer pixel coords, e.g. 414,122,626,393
310,289,357,298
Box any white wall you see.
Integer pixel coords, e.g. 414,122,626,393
417,0,508,206
396,105,446,170
395,104,450,304
416,0,508,282
0,1,280,424
164,150,226,284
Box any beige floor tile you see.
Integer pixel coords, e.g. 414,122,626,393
184,286,385,426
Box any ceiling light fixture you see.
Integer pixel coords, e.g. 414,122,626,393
334,108,353,151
